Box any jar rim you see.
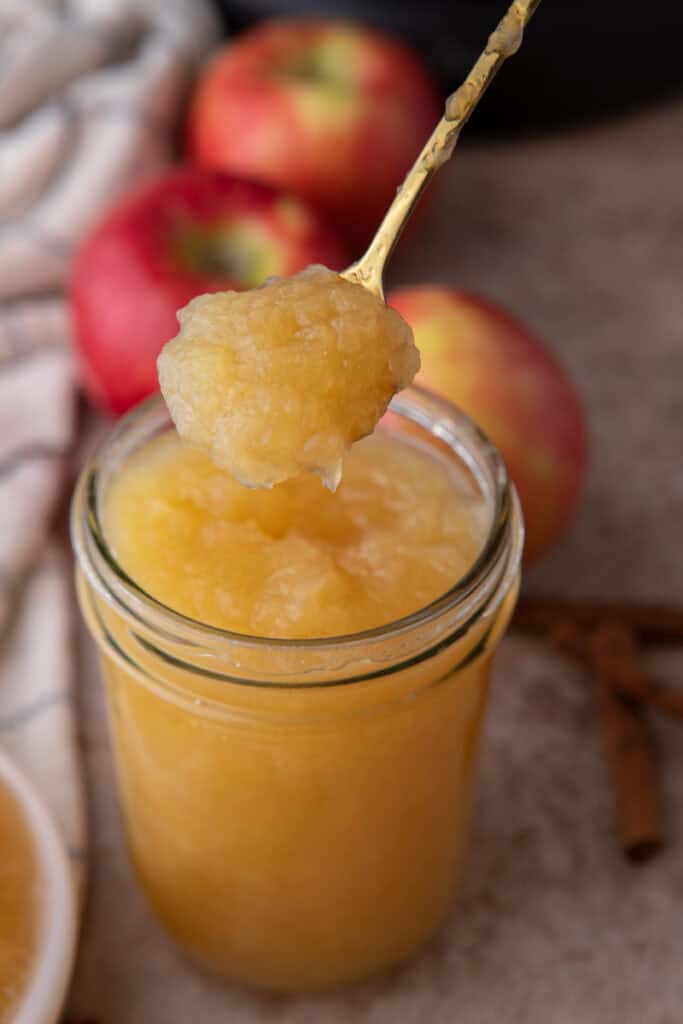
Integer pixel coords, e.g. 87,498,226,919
72,387,523,664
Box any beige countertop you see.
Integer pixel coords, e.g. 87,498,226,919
67,96,683,1023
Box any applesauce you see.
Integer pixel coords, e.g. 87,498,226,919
72,388,523,992
0,778,39,1022
158,266,419,489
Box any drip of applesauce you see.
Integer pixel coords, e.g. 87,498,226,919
344,0,542,298
0,779,40,1023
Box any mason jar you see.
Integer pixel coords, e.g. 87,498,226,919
71,386,523,993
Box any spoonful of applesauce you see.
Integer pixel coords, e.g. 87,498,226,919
158,0,542,490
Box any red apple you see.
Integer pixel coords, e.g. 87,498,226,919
187,19,441,250
388,285,589,563
69,167,349,415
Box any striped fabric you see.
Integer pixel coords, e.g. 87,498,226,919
0,0,217,298
0,292,84,892
0,0,217,905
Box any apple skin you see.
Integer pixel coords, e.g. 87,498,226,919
69,167,349,416
388,285,589,564
187,19,441,251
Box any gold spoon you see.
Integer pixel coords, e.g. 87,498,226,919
341,0,542,300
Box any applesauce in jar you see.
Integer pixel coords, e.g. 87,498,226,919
72,388,522,992
0,778,39,1021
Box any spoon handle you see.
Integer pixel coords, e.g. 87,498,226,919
342,0,543,299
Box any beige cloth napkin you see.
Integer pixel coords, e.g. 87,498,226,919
0,0,217,892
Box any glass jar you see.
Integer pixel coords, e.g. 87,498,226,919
71,387,523,993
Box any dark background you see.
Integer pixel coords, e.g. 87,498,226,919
213,0,683,133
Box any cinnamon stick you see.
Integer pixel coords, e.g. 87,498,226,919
515,601,672,859
545,616,587,659
645,684,683,722
591,628,683,723
536,611,683,724
589,621,664,862
515,597,683,642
